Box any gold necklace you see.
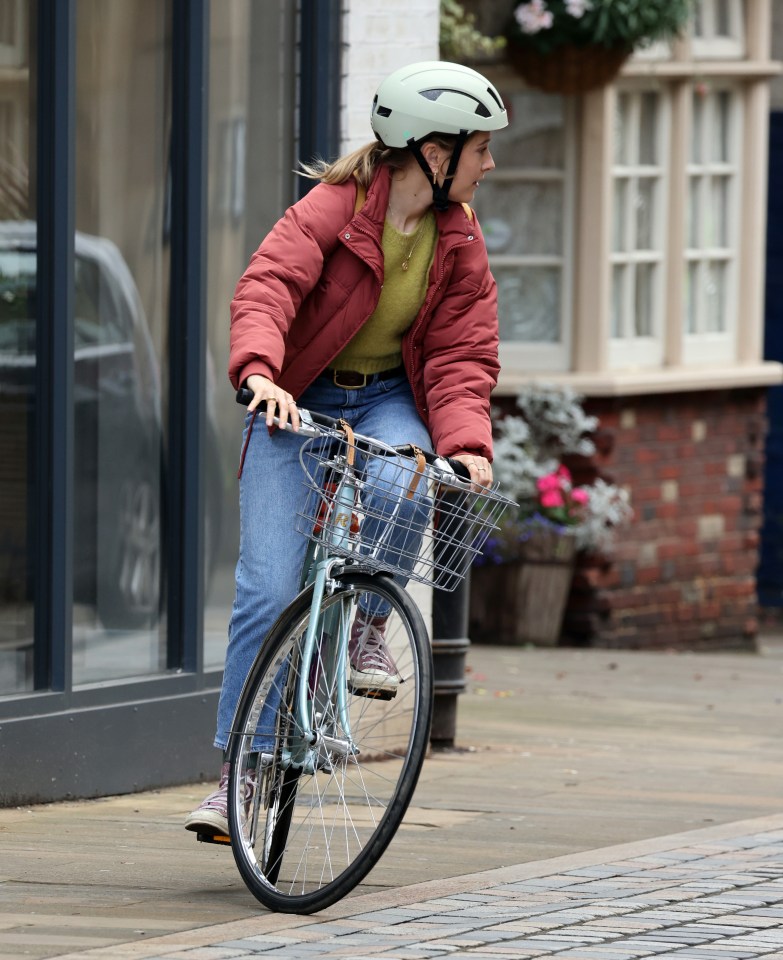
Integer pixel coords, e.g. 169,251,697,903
401,227,424,272
388,203,425,272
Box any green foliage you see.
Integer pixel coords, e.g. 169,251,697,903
508,0,695,55
440,0,507,61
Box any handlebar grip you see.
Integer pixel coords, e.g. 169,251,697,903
442,456,471,481
235,389,340,431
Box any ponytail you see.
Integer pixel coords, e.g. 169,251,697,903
298,141,410,188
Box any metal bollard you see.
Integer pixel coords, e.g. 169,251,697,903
430,569,471,749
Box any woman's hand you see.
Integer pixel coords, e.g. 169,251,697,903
452,454,493,488
245,374,300,431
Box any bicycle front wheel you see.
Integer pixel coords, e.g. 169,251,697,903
227,572,432,914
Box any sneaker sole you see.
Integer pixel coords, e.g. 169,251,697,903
349,669,399,700
350,667,399,690
184,809,229,836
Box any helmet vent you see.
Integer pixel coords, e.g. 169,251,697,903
420,87,491,116
485,86,504,111
376,105,392,117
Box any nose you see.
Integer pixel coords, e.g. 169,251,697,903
483,149,495,172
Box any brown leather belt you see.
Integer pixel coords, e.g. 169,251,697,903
328,365,405,389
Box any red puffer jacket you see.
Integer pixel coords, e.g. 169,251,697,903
229,164,500,460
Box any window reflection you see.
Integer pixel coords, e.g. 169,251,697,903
71,0,171,684
0,0,35,695
204,1,296,670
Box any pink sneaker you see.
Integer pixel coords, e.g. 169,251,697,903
348,614,399,696
185,761,231,836
185,759,263,837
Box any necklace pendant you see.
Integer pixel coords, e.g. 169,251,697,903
401,260,409,272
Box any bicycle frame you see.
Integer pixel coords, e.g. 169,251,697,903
288,462,360,771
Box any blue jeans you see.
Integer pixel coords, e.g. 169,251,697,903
214,371,432,750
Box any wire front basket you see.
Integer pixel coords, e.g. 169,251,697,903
296,432,516,592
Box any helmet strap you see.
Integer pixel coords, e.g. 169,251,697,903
408,129,468,212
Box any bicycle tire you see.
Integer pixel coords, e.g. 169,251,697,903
227,572,432,913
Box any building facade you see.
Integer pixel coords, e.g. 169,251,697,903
463,0,782,650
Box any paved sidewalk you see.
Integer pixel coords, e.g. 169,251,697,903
52,814,783,960
2,641,783,960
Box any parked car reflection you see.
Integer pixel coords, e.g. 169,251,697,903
0,222,222,630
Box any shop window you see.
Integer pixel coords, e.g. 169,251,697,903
71,0,171,685
0,0,26,67
609,89,668,370
204,0,296,670
474,89,575,373
0,0,34,696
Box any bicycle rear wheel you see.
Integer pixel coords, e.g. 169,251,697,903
227,572,432,913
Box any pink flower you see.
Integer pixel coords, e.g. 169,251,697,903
514,0,554,35
571,488,589,505
555,465,572,481
540,489,565,508
536,472,561,492
565,0,592,18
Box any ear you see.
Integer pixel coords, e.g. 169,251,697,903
419,141,445,176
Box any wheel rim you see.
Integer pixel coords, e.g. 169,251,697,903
230,581,427,906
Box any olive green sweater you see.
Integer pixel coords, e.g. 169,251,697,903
331,211,437,373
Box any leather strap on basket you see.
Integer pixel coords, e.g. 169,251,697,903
338,419,356,467
406,446,427,500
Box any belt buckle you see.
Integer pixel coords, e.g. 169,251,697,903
332,369,368,390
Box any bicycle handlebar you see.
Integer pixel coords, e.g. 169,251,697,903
235,387,471,482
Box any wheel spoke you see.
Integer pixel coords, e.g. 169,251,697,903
227,575,431,913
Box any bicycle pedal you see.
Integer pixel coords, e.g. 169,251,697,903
348,683,397,701
196,831,231,846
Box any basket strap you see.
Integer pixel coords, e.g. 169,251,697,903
338,419,356,467
405,446,427,500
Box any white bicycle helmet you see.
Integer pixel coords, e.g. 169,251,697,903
371,61,508,210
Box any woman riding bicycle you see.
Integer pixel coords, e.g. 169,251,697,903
186,60,508,838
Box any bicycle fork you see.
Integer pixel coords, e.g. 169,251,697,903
285,480,359,773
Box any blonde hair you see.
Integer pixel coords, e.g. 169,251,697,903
298,134,460,189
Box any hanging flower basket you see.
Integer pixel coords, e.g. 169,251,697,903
506,40,630,94
504,0,694,96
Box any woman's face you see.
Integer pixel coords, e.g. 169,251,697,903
441,132,496,204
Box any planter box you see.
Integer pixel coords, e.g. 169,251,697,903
469,534,577,646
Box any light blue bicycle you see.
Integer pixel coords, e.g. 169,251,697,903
226,391,514,913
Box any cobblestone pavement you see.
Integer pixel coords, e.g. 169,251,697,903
122,822,783,960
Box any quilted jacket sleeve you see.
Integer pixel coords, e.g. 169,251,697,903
420,219,500,462
228,181,354,390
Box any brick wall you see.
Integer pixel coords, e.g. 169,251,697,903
561,388,767,652
340,0,439,151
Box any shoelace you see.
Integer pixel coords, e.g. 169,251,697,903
355,621,395,671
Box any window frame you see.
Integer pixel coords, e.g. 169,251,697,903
609,87,670,371
494,0,781,396
691,0,746,60
486,95,578,374
683,82,743,365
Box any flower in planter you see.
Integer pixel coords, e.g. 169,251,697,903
475,384,633,565
508,0,693,56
